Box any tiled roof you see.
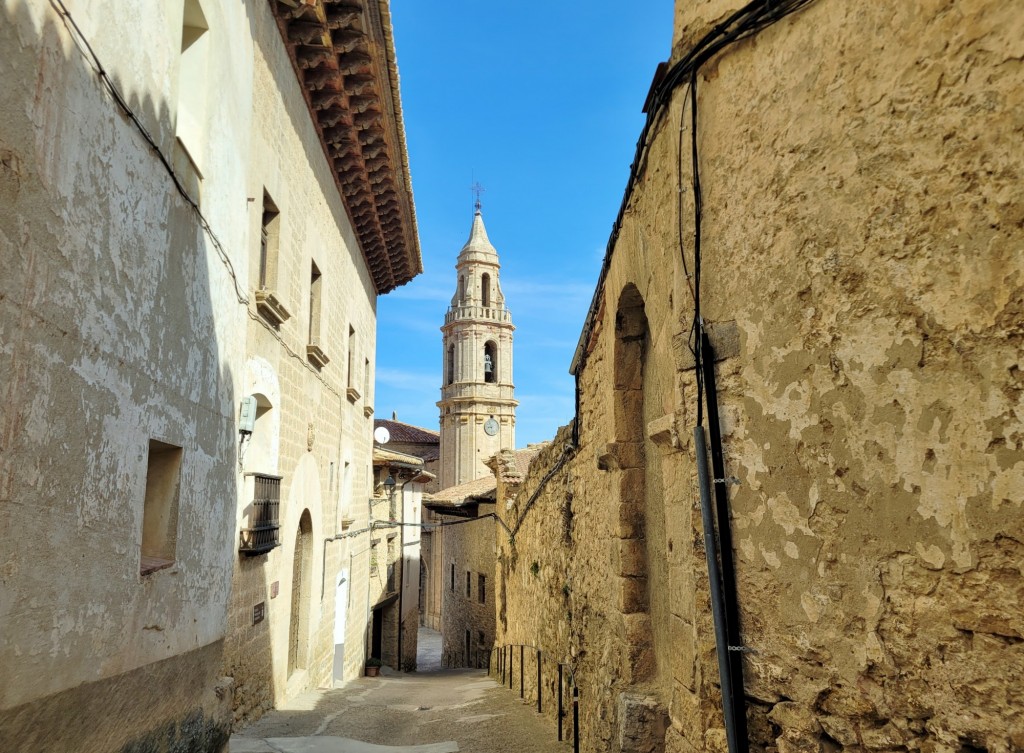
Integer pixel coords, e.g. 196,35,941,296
426,445,547,507
374,419,439,445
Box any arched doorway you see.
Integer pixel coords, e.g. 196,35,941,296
288,509,313,676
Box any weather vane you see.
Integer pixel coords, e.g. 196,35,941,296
471,181,485,213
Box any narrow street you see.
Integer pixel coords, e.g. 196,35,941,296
230,629,568,753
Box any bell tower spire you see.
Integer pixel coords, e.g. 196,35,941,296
437,206,517,488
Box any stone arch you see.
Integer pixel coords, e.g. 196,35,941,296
613,283,655,684
288,508,313,677
244,357,281,475
484,340,497,383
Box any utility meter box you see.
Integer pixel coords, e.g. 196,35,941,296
239,395,257,434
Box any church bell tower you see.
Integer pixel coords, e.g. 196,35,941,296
438,202,517,488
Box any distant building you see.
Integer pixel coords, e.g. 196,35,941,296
425,446,545,668
437,205,517,488
369,448,433,672
424,207,518,648
374,418,440,493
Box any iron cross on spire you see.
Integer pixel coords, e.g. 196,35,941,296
471,181,485,213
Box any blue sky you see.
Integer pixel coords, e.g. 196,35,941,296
376,2,673,446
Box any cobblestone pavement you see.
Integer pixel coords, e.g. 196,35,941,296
230,665,569,753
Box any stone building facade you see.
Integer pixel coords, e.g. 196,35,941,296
0,0,419,746
494,2,1023,752
428,446,543,668
363,448,431,672
221,0,420,725
426,485,498,669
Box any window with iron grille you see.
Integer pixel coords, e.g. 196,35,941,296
239,474,281,556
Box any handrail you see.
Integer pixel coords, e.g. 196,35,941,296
488,642,581,752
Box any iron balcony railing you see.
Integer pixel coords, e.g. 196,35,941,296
239,473,282,556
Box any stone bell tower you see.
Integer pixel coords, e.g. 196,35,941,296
438,202,517,488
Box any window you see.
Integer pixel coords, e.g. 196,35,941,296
259,192,279,290
308,261,322,345
305,261,328,368
481,273,491,307
345,326,359,401
239,473,281,556
141,440,183,575
466,570,471,598
450,563,455,591
484,341,497,383
459,275,466,303
370,540,379,576
174,0,209,180
255,192,290,326
363,358,370,411
478,574,486,604
446,343,455,385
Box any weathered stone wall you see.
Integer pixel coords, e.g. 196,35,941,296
498,2,1023,752
440,505,498,668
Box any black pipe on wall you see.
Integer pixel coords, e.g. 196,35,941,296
700,332,749,750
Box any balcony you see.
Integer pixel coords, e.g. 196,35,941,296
240,473,282,556
443,305,513,326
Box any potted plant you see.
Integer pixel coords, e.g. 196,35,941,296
365,656,383,677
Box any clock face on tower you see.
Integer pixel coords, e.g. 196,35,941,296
484,418,499,436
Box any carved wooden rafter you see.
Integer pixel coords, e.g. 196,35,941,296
269,0,421,293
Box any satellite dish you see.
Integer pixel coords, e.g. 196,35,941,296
373,426,390,445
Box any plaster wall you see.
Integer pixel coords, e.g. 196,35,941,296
498,2,1023,752
0,0,250,748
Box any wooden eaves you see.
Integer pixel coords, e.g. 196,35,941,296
270,0,422,293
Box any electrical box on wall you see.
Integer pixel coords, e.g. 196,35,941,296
239,395,257,434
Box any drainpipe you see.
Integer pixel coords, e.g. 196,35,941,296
694,426,740,753
700,332,748,750
395,476,409,670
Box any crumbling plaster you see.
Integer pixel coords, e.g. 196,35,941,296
497,1,1023,751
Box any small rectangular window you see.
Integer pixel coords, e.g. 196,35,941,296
309,260,322,345
348,326,356,387
141,440,183,575
450,563,455,592
259,192,279,290
466,570,471,598
478,574,486,604
173,0,210,191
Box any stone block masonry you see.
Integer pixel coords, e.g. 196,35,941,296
496,1,1024,751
